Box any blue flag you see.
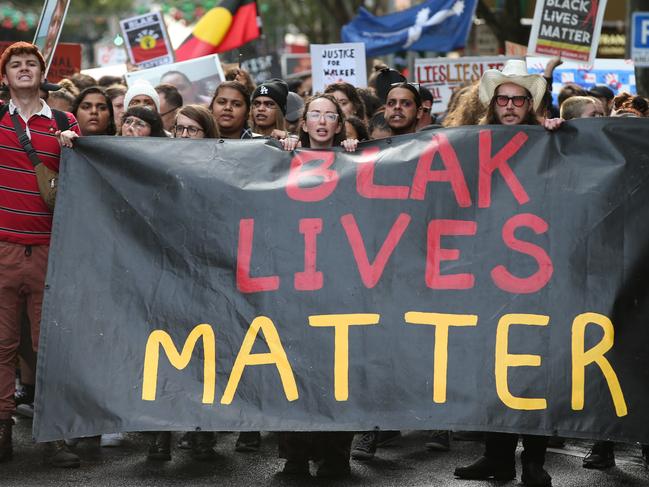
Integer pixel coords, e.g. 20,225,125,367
341,0,477,57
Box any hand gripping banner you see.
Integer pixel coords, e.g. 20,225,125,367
34,120,649,442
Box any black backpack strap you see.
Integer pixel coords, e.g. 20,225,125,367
9,112,43,168
51,109,70,132
0,103,8,121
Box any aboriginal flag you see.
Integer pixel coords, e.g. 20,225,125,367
175,0,260,60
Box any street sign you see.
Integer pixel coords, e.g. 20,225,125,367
632,12,649,68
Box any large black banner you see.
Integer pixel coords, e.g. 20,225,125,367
34,120,649,442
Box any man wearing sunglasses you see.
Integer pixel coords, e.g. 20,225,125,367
477,59,563,131
454,60,561,487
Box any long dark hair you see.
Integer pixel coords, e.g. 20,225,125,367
299,94,346,148
479,88,539,126
72,86,116,135
324,82,366,120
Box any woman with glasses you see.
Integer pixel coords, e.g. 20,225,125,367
172,104,218,139
120,106,167,138
277,94,356,479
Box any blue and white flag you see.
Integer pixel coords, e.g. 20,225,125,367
341,0,477,57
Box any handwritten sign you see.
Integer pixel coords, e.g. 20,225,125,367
310,43,366,93
415,56,517,113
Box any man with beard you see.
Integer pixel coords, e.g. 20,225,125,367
384,82,422,136
454,59,561,487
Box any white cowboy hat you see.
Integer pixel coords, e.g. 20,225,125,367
479,59,547,111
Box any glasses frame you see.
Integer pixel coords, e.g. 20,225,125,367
173,124,204,137
305,110,339,123
494,95,531,108
122,117,150,130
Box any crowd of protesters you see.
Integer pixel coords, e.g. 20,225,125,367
1,40,649,484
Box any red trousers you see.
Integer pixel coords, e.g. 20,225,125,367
0,241,48,419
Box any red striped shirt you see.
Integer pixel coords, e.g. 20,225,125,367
0,105,79,245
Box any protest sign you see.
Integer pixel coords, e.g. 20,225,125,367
120,12,174,69
124,54,225,106
0,41,80,83
35,120,649,444
415,56,516,113
240,53,282,85
281,53,311,79
527,56,636,105
528,0,607,64
32,0,70,76
95,44,128,68
310,43,367,93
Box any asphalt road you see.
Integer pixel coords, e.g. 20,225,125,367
4,414,649,486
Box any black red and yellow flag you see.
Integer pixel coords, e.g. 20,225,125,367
175,0,260,60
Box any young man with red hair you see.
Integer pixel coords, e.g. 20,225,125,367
0,41,80,467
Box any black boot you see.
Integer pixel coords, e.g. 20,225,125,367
235,431,260,452
522,461,552,486
44,440,80,468
583,441,615,469
148,431,171,461
0,418,12,462
454,456,516,481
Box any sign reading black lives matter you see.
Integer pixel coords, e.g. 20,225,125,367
34,120,649,444
528,0,608,63
120,11,174,68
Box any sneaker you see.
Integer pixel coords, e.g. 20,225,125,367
351,429,379,460
15,403,34,418
45,441,80,468
100,432,124,447
425,430,451,451
377,430,401,446
235,431,260,452
14,384,34,406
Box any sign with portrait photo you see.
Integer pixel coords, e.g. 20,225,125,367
124,54,225,106
32,0,71,77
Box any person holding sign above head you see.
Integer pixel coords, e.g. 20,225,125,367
250,78,289,140
454,59,562,487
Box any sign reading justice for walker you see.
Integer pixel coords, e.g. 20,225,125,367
528,0,608,64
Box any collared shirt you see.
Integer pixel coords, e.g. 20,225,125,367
8,98,53,139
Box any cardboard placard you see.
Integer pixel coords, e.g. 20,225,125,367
310,43,367,93
124,54,224,106
528,0,607,64
415,56,517,113
120,12,174,69
281,53,311,80
32,0,71,77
